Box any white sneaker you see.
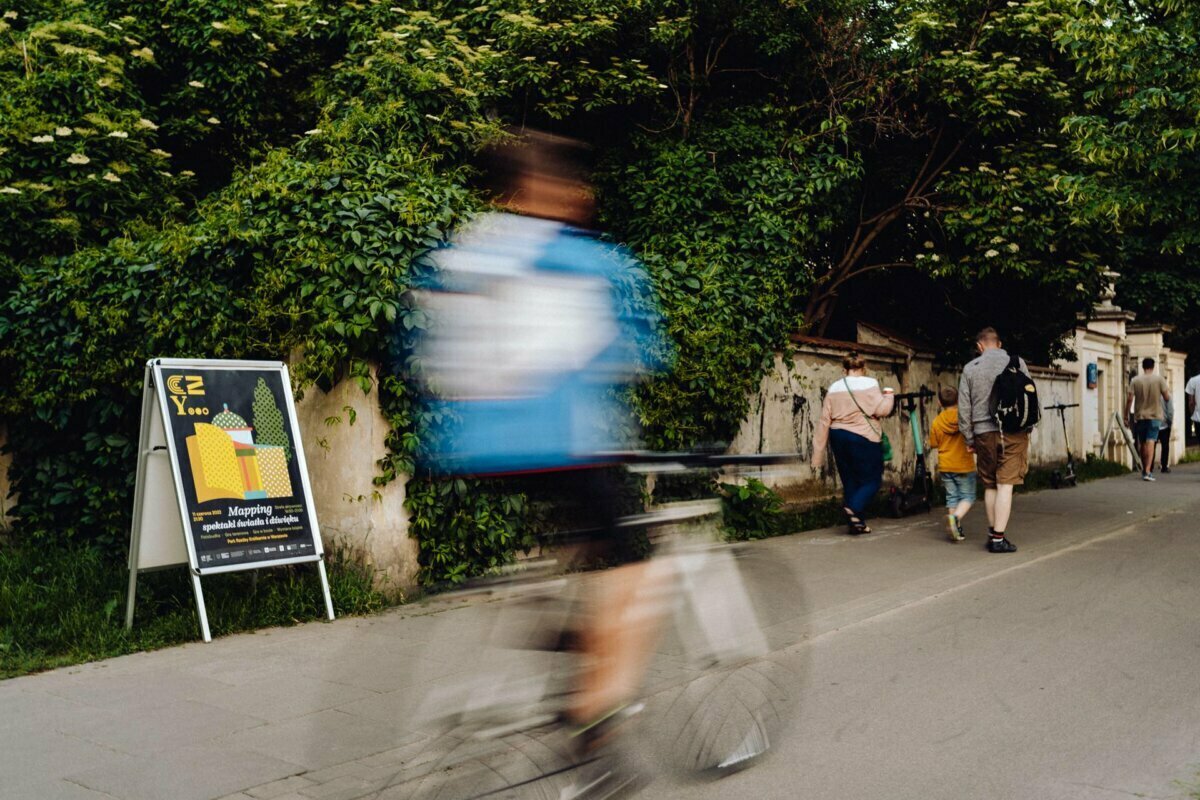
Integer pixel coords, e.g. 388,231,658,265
1142,473,1155,482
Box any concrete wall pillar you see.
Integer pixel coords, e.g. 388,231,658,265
293,373,417,596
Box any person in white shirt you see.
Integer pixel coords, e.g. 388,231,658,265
1186,373,1200,441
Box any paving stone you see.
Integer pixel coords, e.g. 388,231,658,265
0,688,110,736
295,652,455,695
342,735,430,770
220,709,404,771
244,774,316,798
45,668,232,712
190,675,376,723
175,650,295,685
0,726,135,785
331,688,435,732
291,762,365,784
68,742,304,800
296,774,388,800
69,699,266,755
3,777,119,800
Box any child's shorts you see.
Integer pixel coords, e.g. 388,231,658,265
941,471,977,508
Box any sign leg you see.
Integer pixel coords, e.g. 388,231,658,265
317,561,336,621
124,568,138,630
191,572,213,642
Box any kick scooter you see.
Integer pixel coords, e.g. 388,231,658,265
1045,403,1079,489
888,386,936,518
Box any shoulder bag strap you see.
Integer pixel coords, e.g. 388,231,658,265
842,378,881,437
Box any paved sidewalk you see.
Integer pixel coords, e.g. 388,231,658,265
4,467,1199,799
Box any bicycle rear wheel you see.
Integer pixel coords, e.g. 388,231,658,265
653,656,795,774
401,718,578,800
641,540,805,777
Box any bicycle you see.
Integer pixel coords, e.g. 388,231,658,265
379,452,804,800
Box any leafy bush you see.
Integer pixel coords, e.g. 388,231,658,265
0,0,669,587
719,478,783,541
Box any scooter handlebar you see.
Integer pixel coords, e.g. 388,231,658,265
891,386,936,402
1044,403,1080,411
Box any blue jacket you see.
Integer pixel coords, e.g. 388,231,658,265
416,213,669,475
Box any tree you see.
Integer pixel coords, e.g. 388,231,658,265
251,378,290,461
1054,0,1200,366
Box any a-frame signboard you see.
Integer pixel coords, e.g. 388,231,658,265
126,358,334,641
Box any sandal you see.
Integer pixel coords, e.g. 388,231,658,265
844,508,871,536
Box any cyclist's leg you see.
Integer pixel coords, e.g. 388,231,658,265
571,560,661,726
563,468,665,735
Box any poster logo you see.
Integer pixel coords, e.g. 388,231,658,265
166,374,209,415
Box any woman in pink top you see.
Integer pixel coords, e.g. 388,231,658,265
811,352,895,534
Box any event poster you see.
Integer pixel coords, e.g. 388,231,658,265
156,365,319,570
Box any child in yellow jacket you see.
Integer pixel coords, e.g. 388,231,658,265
928,386,976,542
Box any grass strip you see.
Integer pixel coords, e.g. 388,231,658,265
0,544,390,679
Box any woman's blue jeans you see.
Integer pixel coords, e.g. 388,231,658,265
829,428,883,517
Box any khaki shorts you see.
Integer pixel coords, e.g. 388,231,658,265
974,430,1029,488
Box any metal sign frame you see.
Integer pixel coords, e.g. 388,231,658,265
126,358,334,642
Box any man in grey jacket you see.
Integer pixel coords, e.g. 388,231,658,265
958,327,1031,553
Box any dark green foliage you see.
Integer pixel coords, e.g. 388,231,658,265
720,478,784,541
404,476,536,588
0,542,386,679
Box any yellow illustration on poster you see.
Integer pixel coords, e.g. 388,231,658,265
184,403,294,503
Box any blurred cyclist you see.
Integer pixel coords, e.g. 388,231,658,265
414,129,670,798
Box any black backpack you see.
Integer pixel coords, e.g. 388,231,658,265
993,355,1040,433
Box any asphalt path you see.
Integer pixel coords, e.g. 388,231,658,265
645,474,1200,800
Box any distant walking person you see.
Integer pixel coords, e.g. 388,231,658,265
1157,395,1174,474
1185,371,1200,442
929,386,975,543
958,328,1034,553
1128,357,1171,481
812,352,896,535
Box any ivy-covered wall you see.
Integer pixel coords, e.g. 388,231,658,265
5,0,1200,590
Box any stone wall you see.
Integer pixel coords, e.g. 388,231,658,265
293,374,417,595
728,338,1082,507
